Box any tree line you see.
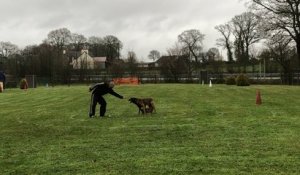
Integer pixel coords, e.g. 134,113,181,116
0,0,299,85
0,28,125,84
158,0,300,84
215,0,300,83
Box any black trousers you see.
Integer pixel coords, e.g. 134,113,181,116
89,93,107,116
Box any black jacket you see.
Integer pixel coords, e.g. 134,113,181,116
89,83,123,99
0,72,5,82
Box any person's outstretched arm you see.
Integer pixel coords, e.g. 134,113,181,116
108,89,123,99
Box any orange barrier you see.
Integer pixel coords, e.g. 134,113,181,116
113,77,139,85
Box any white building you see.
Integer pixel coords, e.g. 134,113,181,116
71,50,106,70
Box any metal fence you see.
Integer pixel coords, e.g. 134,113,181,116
4,71,300,87
68,72,300,85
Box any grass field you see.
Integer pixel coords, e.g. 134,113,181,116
0,84,299,174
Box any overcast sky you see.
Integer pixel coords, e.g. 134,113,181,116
0,0,247,61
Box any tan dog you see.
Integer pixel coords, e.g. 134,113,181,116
128,97,156,115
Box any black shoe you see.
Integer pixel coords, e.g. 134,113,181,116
89,114,94,118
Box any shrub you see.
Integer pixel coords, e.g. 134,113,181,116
225,77,236,85
20,78,28,89
236,74,250,86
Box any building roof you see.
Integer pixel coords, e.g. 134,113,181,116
94,57,107,62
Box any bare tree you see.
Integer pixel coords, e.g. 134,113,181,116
231,12,261,71
46,28,72,85
108,59,125,78
178,29,205,66
148,50,160,62
127,51,137,62
71,33,87,51
250,0,300,67
215,23,234,62
167,42,184,56
103,35,123,63
207,48,224,73
207,48,222,62
35,43,54,78
0,41,19,57
159,55,188,83
160,43,189,82
266,33,296,84
46,28,72,49
167,42,189,67
126,51,138,75
232,12,261,61
88,36,105,57
22,45,40,76
88,36,103,44
0,41,20,78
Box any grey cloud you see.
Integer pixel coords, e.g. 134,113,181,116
0,0,247,60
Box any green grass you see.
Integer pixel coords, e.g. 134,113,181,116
0,84,299,174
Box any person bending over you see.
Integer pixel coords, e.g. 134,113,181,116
89,81,123,118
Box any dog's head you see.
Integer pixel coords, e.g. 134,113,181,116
128,97,138,104
129,97,144,107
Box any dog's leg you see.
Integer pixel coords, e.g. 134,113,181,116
142,104,146,115
150,102,156,113
139,107,145,115
147,107,153,114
